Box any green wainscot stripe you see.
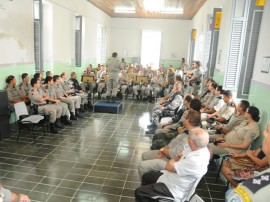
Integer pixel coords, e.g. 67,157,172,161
0,63,35,90
249,82,270,140
160,59,181,69
213,69,224,85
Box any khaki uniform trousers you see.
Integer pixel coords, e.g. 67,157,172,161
38,104,62,123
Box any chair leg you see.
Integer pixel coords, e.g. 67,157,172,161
42,122,46,136
215,157,225,183
17,127,21,142
31,124,36,143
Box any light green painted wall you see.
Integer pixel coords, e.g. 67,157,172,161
213,69,269,149
213,69,224,85
119,57,182,69
159,59,181,69
249,82,270,134
0,63,35,90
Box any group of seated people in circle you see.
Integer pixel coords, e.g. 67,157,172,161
135,73,269,201
5,70,93,134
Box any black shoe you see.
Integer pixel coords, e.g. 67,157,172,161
106,96,110,103
147,124,155,129
145,129,155,134
50,123,58,134
136,94,139,101
55,119,64,129
111,96,116,103
76,109,84,118
70,112,77,120
80,107,86,113
61,116,72,125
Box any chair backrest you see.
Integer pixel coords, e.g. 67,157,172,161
14,102,29,120
189,194,204,202
185,175,204,201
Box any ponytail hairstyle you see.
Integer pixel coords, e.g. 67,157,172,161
248,106,260,122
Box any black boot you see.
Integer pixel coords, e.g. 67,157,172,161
55,118,64,129
136,94,139,101
87,102,93,111
76,109,84,118
97,93,101,99
111,96,116,103
148,96,153,103
106,96,110,103
80,105,86,113
61,116,72,125
50,123,58,134
70,112,77,120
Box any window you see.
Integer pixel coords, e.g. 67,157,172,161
224,0,264,98
141,30,161,69
75,16,82,67
33,0,43,72
97,25,106,64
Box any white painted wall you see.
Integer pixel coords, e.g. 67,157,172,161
45,0,112,65
110,18,192,61
252,0,270,85
191,0,233,73
0,0,34,64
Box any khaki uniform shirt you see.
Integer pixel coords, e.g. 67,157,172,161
53,84,66,98
106,57,121,80
224,114,247,131
19,82,30,96
225,122,260,153
28,87,47,105
6,85,23,103
217,104,235,120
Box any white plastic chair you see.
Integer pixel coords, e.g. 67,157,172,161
14,102,45,142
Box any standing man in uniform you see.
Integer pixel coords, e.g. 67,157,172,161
29,78,62,134
6,75,30,110
106,52,121,103
189,61,203,97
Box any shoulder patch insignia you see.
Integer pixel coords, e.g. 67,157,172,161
243,172,270,194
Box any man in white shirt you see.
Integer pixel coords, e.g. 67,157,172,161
135,127,210,202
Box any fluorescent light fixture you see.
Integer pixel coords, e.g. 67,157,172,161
144,0,164,12
114,7,135,13
161,7,183,14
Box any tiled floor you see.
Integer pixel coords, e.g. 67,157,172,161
0,100,226,202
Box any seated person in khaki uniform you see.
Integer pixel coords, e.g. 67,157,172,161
53,75,83,120
44,76,72,126
208,106,260,160
19,73,31,99
29,78,62,134
202,90,235,127
209,100,250,142
6,75,30,110
226,122,270,202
